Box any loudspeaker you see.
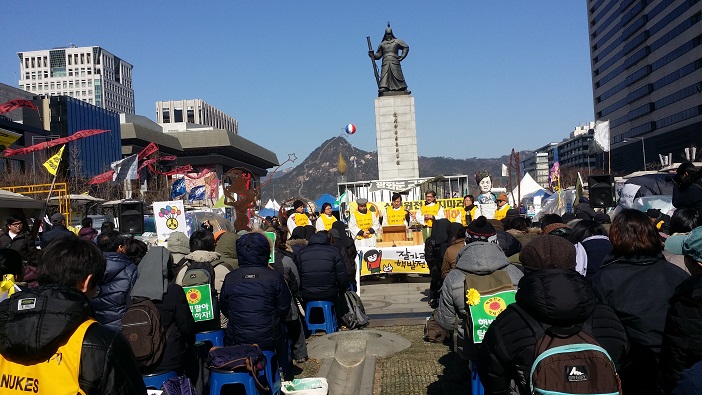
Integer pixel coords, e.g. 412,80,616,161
588,175,614,208
118,201,144,234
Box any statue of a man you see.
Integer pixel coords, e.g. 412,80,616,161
368,24,409,94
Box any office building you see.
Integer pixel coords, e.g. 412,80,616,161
17,45,134,114
587,0,702,173
156,99,238,135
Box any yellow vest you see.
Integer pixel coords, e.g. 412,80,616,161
421,203,441,228
494,204,511,221
293,213,309,227
320,214,337,230
353,211,374,233
385,207,407,226
0,318,96,395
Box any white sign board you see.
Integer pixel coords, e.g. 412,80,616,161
153,200,187,242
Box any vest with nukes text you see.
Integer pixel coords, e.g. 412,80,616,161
319,214,337,230
0,318,96,395
385,207,407,226
293,213,309,227
353,211,374,235
422,203,441,228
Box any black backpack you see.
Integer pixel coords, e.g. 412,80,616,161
179,259,232,329
339,290,370,329
512,304,621,395
121,298,166,369
207,344,269,393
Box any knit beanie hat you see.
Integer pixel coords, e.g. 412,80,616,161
465,216,497,244
520,235,576,271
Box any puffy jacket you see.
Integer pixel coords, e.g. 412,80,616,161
659,273,702,393
592,253,688,394
478,269,628,395
671,360,702,395
297,233,348,302
175,250,230,295
0,230,33,260
40,224,74,248
215,232,239,270
147,283,195,374
577,235,612,277
435,241,524,360
90,252,138,330
0,285,146,394
78,227,98,242
219,235,291,350
440,239,465,279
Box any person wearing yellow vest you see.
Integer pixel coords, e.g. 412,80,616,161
416,190,445,228
455,195,478,226
383,193,411,227
287,200,311,235
494,193,512,221
0,236,146,395
315,203,338,231
348,198,380,240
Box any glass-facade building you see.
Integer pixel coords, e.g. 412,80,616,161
49,96,121,177
587,0,702,173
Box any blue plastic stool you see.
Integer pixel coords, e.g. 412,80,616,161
304,301,337,334
263,350,281,395
142,370,177,389
209,370,261,395
471,365,484,395
196,329,225,347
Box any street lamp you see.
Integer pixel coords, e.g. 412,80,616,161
624,136,646,171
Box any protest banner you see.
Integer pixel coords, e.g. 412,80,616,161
153,200,187,243
467,290,517,343
184,284,214,322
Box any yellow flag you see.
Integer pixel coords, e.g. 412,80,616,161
43,145,65,175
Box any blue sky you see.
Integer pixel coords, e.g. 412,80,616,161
2,1,594,167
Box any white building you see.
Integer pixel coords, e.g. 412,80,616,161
156,99,238,135
17,45,134,114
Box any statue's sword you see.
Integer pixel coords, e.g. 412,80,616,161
366,36,380,88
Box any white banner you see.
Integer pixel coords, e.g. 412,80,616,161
594,120,610,152
153,200,187,242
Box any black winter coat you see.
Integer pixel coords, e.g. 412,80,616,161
39,224,74,248
0,230,33,260
673,178,702,212
592,253,688,394
219,242,291,351
477,269,628,395
659,273,702,394
297,233,348,302
149,283,195,373
0,285,146,394
90,252,138,330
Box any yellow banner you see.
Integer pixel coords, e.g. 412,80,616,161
0,129,21,150
43,145,65,175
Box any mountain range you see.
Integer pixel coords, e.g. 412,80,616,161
259,136,525,203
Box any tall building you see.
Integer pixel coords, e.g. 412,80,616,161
156,99,238,135
587,0,702,173
17,46,134,114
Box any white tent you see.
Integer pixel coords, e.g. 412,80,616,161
508,173,545,206
264,199,280,211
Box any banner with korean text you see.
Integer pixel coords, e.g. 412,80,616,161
358,245,429,276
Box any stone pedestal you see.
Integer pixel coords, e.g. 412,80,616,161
375,95,419,180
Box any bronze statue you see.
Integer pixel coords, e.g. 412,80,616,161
368,24,410,95
222,168,258,231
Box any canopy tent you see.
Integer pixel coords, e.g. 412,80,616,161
522,189,551,200
264,199,281,211
0,190,44,210
48,194,105,205
508,173,545,206
315,193,339,211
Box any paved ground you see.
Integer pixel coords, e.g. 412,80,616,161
296,275,472,394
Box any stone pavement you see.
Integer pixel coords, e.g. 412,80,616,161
359,274,434,327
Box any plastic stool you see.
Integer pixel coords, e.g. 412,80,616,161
196,329,225,347
142,370,177,389
304,301,337,334
263,350,281,395
209,370,260,395
471,365,484,395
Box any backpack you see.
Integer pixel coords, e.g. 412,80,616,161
207,344,269,393
512,304,621,395
179,258,234,324
424,311,449,343
339,290,370,329
161,375,198,395
456,270,515,358
121,298,166,369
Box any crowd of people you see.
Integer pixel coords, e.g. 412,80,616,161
0,210,355,395
427,163,702,395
